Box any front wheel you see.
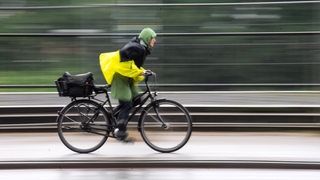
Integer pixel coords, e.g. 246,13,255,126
139,99,192,153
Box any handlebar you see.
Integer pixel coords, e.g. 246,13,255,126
144,70,156,77
143,71,157,93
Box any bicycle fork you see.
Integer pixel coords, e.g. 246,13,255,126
152,103,169,130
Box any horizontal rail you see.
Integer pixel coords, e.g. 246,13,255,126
194,123,320,128
1,105,320,130
1,122,320,130
1,31,320,37
2,83,320,89
0,1,319,10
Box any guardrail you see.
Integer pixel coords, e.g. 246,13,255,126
1,105,320,130
0,83,320,92
1,31,320,37
2,83,320,90
0,1,319,10
0,91,320,130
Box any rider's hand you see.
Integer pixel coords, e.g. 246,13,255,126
141,70,152,76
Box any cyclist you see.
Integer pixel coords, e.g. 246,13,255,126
99,28,157,142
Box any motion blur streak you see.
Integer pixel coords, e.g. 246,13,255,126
0,1,319,91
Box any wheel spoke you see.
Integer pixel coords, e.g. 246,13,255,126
140,100,192,153
57,99,110,153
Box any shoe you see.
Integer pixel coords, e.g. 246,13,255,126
114,129,135,143
114,128,127,139
121,136,135,143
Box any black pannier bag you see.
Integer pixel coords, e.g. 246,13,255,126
55,72,94,97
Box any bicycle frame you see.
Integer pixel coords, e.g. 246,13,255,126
81,73,165,137
57,72,192,153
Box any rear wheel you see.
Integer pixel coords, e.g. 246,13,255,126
57,99,110,153
139,99,192,153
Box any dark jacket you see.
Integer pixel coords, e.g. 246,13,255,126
119,37,150,68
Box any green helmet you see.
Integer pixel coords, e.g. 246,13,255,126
138,28,157,48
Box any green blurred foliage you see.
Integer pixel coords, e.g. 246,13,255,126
0,0,319,91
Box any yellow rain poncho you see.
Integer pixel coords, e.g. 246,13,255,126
99,51,145,101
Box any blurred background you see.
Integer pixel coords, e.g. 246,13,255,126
0,0,319,91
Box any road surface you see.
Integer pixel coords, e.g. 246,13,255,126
1,92,320,179
0,131,319,168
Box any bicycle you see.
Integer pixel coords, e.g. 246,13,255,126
55,71,192,153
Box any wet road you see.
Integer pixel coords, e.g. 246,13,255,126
0,130,320,179
0,131,320,167
1,92,320,179
0,131,320,179
1,168,320,180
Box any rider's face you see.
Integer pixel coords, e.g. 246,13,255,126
150,38,156,47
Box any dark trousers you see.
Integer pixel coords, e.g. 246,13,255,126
117,100,132,131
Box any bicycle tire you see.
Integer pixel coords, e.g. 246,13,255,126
57,99,110,153
139,99,192,153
